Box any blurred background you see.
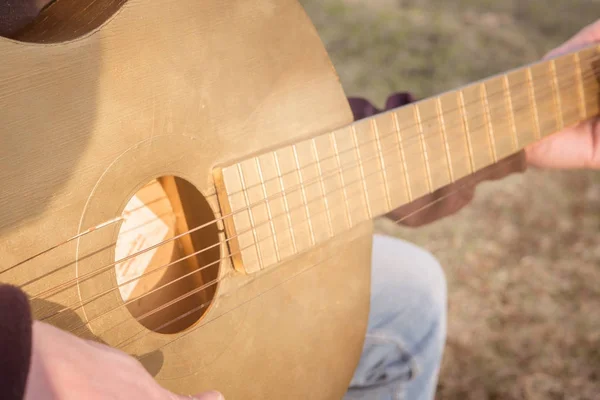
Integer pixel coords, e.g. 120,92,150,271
300,1,600,399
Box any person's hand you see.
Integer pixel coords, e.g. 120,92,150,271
525,19,600,169
25,320,223,400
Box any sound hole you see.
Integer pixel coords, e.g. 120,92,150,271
114,176,220,334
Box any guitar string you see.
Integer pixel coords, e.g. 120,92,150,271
111,155,528,355
5,58,596,276
22,85,596,334
125,234,370,353
21,73,595,306
191,58,600,200
80,154,525,350
24,77,600,344
2,190,167,273
64,152,534,344
7,65,596,310
43,150,475,331
5,62,596,279
27,105,559,305
58,82,598,342
39,141,493,328
24,135,475,299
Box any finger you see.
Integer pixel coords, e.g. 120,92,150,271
171,390,224,400
545,19,600,59
525,118,600,169
192,392,224,400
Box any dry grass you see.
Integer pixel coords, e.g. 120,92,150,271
300,0,600,398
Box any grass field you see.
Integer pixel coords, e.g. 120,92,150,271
300,1,600,398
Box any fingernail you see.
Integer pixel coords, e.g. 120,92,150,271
193,391,223,400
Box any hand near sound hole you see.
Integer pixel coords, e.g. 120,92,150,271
24,320,223,400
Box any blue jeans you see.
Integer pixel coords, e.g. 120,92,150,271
344,234,447,400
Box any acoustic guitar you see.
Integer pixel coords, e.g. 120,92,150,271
1,0,598,398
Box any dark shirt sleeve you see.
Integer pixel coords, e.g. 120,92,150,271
348,93,527,227
0,285,33,400
0,1,41,37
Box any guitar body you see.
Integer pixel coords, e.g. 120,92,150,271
0,0,373,398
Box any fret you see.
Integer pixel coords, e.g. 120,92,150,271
526,67,541,141
574,52,587,120
255,157,281,263
216,165,258,272
214,45,600,275
333,128,371,225
351,125,372,219
457,90,476,174
460,84,495,169
393,105,429,199
549,59,565,131
578,46,600,117
233,160,269,269
391,111,413,203
483,77,513,160
273,146,313,253
369,111,410,206
529,62,561,138
414,99,451,191
350,124,373,219
436,97,455,183
553,54,582,128
273,151,298,255
503,74,519,149
372,119,393,210
239,156,285,268
293,140,332,245
255,152,297,262
436,92,472,180
480,83,498,163
329,132,354,228
310,138,334,238
313,133,351,234
413,103,435,192
348,119,390,217
506,69,537,147
236,162,265,270
291,144,316,247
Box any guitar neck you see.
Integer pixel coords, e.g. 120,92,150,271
214,44,600,274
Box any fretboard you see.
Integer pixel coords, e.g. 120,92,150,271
214,44,600,274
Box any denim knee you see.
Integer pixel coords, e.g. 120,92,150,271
370,234,447,330
345,235,448,400
369,234,447,377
